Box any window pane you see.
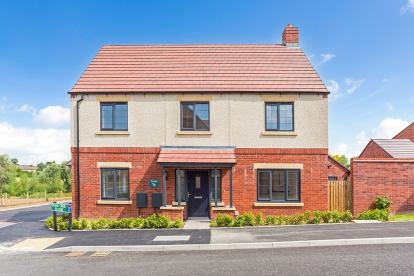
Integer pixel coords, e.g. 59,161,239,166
210,170,221,201
101,105,113,129
272,171,285,201
114,104,128,130
102,169,115,198
279,104,293,131
287,171,299,200
175,170,186,201
266,104,278,130
116,169,129,199
182,103,194,129
195,103,209,130
258,171,270,200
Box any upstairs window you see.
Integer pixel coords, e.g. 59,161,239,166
100,102,128,131
181,102,210,131
265,102,294,131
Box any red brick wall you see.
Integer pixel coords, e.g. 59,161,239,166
359,141,391,158
72,147,328,219
394,123,414,142
351,158,414,214
327,157,349,180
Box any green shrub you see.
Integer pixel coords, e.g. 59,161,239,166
142,214,170,228
255,214,264,226
373,196,393,210
357,209,390,221
169,219,184,228
233,213,255,227
265,215,277,225
215,214,233,227
340,210,353,222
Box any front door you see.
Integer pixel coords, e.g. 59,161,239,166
187,171,209,217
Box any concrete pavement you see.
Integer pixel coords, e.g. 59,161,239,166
2,204,414,253
2,244,414,276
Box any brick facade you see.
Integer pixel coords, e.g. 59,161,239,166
351,158,414,214
72,147,328,220
327,156,349,180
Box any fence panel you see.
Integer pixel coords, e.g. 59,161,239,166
328,181,352,212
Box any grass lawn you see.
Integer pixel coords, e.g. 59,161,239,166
390,213,414,221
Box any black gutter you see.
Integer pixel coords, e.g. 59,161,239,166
75,95,84,219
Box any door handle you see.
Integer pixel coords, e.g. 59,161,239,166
188,192,192,197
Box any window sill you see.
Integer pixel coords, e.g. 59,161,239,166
210,201,225,207
253,202,304,207
172,201,187,206
176,130,213,136
97,200,132,205
160,205,185,210
95,131,130,136
261,131,297,137
211,206,236,211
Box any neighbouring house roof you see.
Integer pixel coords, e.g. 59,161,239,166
157,146,236,167
19,165,37,171
393,122,414,142
372,139,414,158
70,44,328,94
327,156,350,173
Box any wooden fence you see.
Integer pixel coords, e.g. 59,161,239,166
328,181,352,212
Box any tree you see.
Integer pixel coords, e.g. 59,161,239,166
10,158,18,165
330,154,350,169
35,162,64,193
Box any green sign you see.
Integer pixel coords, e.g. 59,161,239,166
51,202,72,213
148,179,159,188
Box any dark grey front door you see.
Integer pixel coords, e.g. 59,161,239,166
187,171,209,217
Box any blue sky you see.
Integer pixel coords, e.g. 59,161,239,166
0,0,413,164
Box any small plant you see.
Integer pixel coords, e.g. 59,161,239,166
373,196,393,210
255,214,264,226
340,210,353,222
357,209,390,221
214,214,233,227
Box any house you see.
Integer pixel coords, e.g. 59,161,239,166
70,24,329,220
19,165,37,172
393,122,414,142
327,156,350,181
352,123,414,214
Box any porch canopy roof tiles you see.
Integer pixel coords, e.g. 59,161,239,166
157,146,236,167
70,44,328,94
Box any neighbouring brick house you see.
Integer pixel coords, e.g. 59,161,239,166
327,156,350,181
352,123,414,214
70,24,330,220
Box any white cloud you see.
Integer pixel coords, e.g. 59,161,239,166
386,102,394,111
0,121,70,165
345,78,364,94
381,78,389,83
320,53,335,64
401,0,414,13
326,79,340,101
371,118,410,139
15,104,37,116
332,118,410,159
34,105,70,127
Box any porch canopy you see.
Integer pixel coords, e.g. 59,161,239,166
157,146,236,207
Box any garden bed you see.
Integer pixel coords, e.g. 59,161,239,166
45,214,183,231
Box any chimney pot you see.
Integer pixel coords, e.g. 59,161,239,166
282,24,299,47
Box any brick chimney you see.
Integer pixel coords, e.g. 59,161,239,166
282,24,299,47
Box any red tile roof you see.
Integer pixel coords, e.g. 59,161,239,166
70,44,328,93
157,147,236,165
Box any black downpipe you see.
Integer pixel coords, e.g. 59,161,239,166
76,95,84,219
